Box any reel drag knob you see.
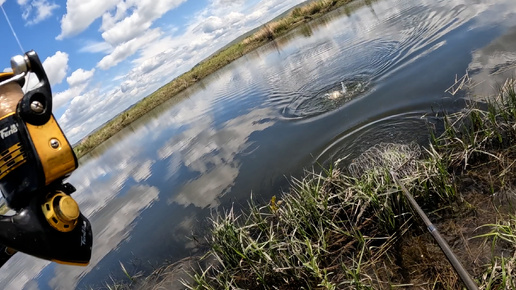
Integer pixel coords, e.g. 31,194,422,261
42,192,80,232
56,195,80,222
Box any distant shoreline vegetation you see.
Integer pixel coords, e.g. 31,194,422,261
72,0,355,158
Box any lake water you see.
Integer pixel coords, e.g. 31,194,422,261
2,0,516,289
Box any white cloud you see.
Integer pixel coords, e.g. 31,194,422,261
199,15,223,33
58,0,309,142
42,51,69,86
58,0,186,42
20,0,59,25
0,0,6,6
79,41,113,54
57,0,119,40
67,68,95,87
100,0,186,45
196,12,244,34
59,86,126,142
94,0,188,70
100,1,129,31
54,87,81,109
31,0,59,22
57,0,187,69
53,68,95,109
97,28,161,70
100,11,153,46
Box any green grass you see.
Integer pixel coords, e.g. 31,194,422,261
73,0,355,159
181,166,457,288
170,79,516,289
89,78,516,288
475,216,516,289
91,4,516,290
98,80,516,288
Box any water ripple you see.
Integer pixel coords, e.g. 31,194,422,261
314,112,433,168
263,0,471,120
280,74,372,119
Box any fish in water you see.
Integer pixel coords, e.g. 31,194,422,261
325,82,347,100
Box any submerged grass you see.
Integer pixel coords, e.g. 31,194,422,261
169,80,516,289
73,0,354,159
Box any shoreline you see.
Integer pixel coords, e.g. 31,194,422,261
181,81,516,288
107,80,516,288
73,0,355,159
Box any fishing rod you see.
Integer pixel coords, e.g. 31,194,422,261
390,171,478,290
0,5,92,267
350,143,478,289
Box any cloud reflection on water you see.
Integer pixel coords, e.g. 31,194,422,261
161,108,275,208
48,185,159,290
0,184,159,289
0,67,277,289
1,0,515,289
468,25,516,97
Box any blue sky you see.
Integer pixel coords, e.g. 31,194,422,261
0,0,304,144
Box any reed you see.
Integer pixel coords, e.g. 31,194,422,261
100,79,516,289
179,79,516,289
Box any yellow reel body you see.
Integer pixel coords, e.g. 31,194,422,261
0,72,77,209
0,52,92,267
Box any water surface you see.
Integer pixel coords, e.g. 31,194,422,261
2,0,516,288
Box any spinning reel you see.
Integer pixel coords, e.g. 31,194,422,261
0,51,92,266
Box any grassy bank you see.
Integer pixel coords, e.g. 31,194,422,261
73,0,355,158
102,80,516,289
161,80,516,289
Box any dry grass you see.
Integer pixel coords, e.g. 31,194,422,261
243,0,347,45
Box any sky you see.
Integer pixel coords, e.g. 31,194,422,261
0,0,305,144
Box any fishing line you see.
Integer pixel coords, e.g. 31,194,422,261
1,3,32,92
1,4,25,54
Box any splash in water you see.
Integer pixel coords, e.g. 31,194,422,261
325,82,347,100
325,81,365,100
278,74,371,119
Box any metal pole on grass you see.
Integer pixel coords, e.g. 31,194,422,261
390,172,478,290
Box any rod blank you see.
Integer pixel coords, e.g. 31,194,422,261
390,171,478,290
